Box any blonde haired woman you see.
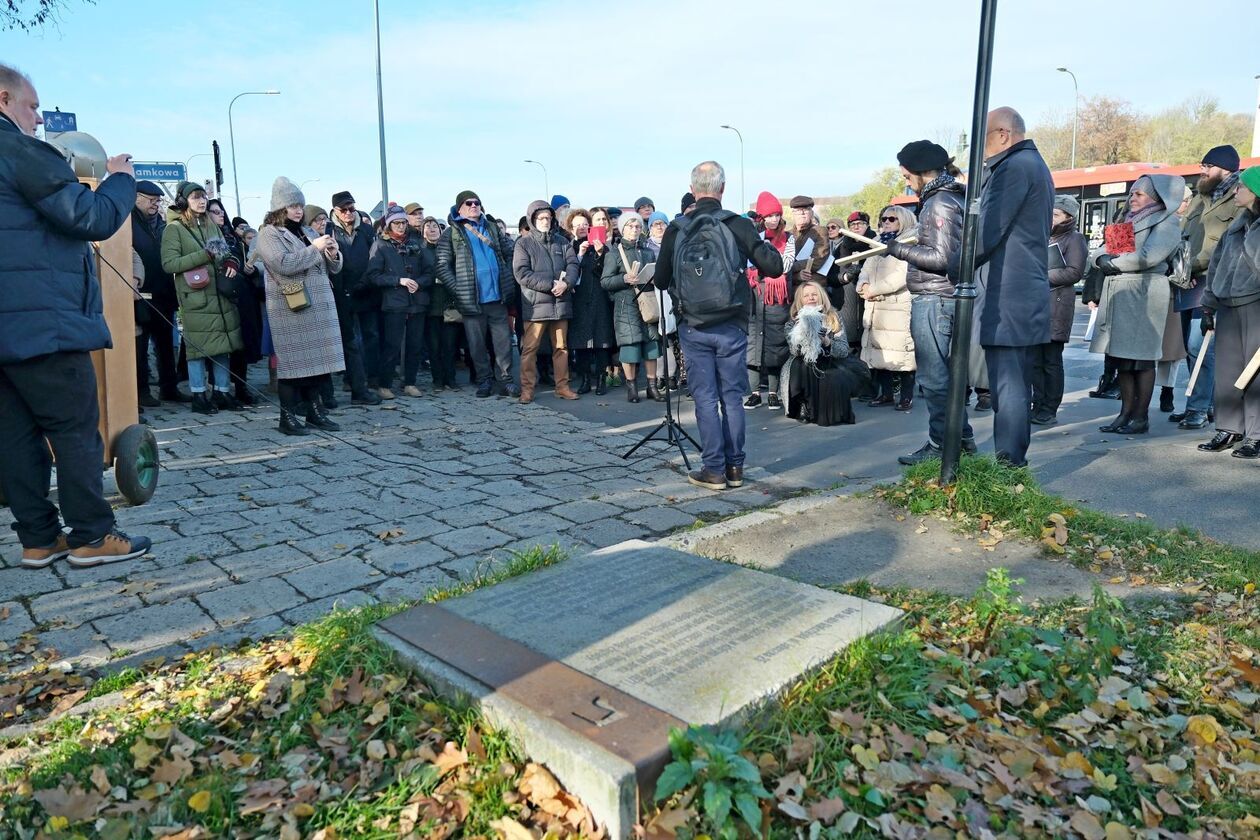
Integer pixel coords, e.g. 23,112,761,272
857,204,917,411
779,280,863,425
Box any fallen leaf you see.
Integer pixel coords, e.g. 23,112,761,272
365,739,387,761
490,816,536,840
130,739,161,769
786,732,818,768
809,796,847,824
89,765,111,795
187,789,212,813
151,755,193,785
34,784,105,821
433,740,468,775
364,699,390,727
1185,714,1222,746
1070,809,1106,840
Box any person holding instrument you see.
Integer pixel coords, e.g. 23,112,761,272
0,62,153,568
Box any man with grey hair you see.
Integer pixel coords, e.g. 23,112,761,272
655,161,785,491
0,63,152,567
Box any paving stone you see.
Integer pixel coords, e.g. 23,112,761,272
565,518,651,549
287,530,373,563
620,506,699,534
240,503,308,525
188,615,288,653
194,476,270,496
56,558,160,587
197,576,305,625
147,534,233,566
36,625,111,666
679,498,742,519
596,489,665,511
364,541,453,575
0,566,65,599
430,525,513,556
136,560,232,604
214,544,316,583
493,511,574,539
496,532,594,561
285,512,364,536
177,497,254,516
488,491,564,515
93,599,216,653
112,503,193,527
549,500,623,525
29,584,142,629
245,484,316,506
283,557,379,600
0,601,35,641
281,589,377,625
311,477,376,497
438,551,511,582
223,520,312,551
176,511,252,537
432,503,511,529
373,567,454,602
376,514,445,542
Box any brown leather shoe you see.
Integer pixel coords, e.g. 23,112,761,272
21,534,70,569
68,529,153,568
555,387,580,400
724,465,744,488
688,469,727,491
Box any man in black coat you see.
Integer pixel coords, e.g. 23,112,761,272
0,63,152,568
131,180,185,405
969,107,1055,467
327,191,381,404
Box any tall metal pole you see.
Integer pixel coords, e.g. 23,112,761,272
720,125,744,210
228,90,279,218
1057,67,1078,169
941,0,999,485
373,0,389,210
524,159,549,197
1252,74,1260,158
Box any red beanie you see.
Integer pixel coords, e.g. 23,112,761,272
755,191,782,217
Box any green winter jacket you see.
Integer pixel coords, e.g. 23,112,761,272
160,211,243,360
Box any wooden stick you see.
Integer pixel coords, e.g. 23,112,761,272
1185,330,1212,396
837,227,882,248
1234,341,1260,390
831,233,919,267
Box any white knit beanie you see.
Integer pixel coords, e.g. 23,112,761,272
270,176,305,212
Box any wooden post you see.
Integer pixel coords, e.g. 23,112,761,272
1185,330,1213,397
82,177,137,467
1234,343,1260,390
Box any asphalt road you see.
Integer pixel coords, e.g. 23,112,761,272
547,301,1259,550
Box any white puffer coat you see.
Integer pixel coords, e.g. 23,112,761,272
857,252,915,372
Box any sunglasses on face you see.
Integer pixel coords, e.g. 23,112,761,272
463,200,481,208
827,225,839,230
880,216,898,223
337,206,356,214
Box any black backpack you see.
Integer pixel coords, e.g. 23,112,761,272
672,210,745,328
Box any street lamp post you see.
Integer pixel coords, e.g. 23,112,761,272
228,90,280,217
373,0,389,211
720,124,745,211
1252,74,1260,158
1057,67,1079,169
300,178,321,191
523,160,549,197
940,0,999,485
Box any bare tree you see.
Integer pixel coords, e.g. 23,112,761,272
2,0,92,32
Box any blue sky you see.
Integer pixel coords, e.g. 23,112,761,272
3,0,1257,224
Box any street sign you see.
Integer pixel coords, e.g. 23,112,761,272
43,111,76,133
132,162,187,182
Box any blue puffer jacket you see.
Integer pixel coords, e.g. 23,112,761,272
0,115,135,364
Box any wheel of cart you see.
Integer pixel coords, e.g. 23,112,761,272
112,423,160,505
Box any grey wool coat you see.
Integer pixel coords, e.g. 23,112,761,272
1089,174,1186,361
255,224,346,379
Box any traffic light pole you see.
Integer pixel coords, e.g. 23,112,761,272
941,0,998,485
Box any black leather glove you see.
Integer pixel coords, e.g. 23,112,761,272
1097,255,1122,276
1201,310,1214,334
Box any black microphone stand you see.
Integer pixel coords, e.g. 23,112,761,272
622,282,699,468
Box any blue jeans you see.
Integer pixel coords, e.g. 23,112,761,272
910,294,972,447
679,321,749,472
188,354,231,393
1185,316,1215,414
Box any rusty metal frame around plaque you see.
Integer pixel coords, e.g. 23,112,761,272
377,604,684,792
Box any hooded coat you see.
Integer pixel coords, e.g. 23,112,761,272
512,200,580,321
160,209,243,360
1089,174,1186,361
601,236,659,346
1202,208,1260,310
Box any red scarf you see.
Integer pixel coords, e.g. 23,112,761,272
749,222,789,305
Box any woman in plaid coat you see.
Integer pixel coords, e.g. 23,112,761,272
254,177,345,436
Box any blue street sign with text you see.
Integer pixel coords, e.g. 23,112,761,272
43,111,76,132
132,162,187,182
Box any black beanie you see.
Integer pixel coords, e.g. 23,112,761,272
455,189,480,208
897,140,950,174
680,192,696,212
1201,145,1240,172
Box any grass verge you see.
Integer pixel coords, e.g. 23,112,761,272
649,462,1259,839
0,545,598,839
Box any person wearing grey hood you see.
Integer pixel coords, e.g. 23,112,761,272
1030,194,1087,426
1197,166,1260,457
512,200,580,403
1089,173,1186,435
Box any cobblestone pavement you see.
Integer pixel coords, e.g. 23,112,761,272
0,375,793,668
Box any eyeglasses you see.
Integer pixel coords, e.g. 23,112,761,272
463,200,481,208
848,221,865,227
336,205,356,213
826,225,839,230
880,216,898,223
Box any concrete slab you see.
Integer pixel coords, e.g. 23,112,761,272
376,540,900,837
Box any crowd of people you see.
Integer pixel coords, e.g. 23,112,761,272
3,53,1260,568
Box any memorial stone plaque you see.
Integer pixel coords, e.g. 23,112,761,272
376,540,901,838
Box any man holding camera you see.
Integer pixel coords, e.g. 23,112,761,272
0,63,152,568
655,161,785,491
